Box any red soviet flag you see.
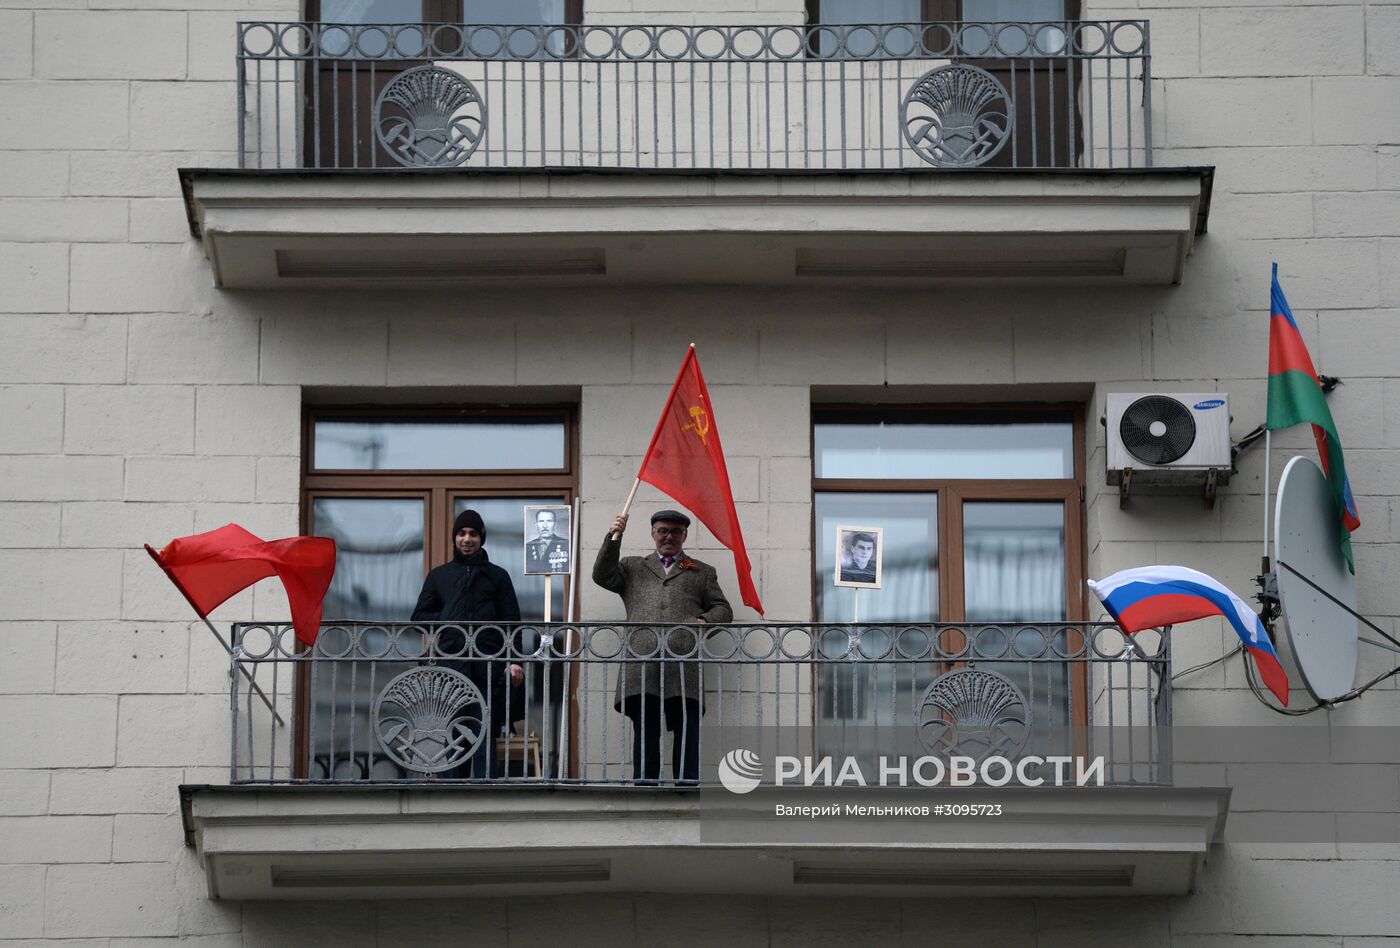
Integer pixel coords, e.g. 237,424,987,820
145,524,337,646
637,346,763,615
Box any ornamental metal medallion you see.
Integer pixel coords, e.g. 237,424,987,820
915,668,1030,763
371,665,486,773
374,64,486,167
901,64,1012,167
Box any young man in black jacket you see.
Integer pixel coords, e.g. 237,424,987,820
411,508,523,778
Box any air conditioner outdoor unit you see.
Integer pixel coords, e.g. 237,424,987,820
1106,393,1232,504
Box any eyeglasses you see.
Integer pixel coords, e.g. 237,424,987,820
652,527,686,537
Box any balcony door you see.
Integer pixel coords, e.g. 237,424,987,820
303,0,582,168
807,0,1082,168
812,407,1086,765
298,407,577,780
929,0,1081,167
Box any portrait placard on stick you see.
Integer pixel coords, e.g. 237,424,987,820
523,505,571,576
834,525,883,589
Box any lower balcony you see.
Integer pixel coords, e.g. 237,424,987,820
180,620,1229,900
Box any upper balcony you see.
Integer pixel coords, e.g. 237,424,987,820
180,619,1228,901
181,20,1212,289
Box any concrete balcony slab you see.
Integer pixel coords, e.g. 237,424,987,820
179,167,1212,289
181,784,1230,900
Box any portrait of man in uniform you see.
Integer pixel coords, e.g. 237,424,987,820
524,505,571,575
834,525,883,588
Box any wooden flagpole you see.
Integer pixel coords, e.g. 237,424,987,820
557,497,583,780
611,477,642,540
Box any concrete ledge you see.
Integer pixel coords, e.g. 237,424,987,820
179,168,1213,289
181,784,1230,900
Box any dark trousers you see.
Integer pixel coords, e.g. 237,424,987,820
444,660,518,780
622,693,700,783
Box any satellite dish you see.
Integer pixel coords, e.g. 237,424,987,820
1274,456,1359,702
1119,395,1197,464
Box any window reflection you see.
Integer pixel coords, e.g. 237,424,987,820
463,0,571,56
814,420,1073,480
815,492,938,623
963,501,1069,739
453,496,568,777
811,0,921,57
314,418,565,471
963,501,1065,622
814,492,939,767
319,0,421,21
317,0,571,57
308,497,426,781
452,496,567,622
312,497,424,620
317,0,427,57
961,0,1068,55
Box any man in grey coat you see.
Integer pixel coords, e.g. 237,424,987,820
593,508,732,783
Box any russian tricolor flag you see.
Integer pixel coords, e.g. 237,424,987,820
1088,565,1289,706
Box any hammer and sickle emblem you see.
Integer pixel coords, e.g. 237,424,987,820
681,405,710,446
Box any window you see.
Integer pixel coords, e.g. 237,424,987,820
812,407,1086,765
298,406,577,779
806,0,1082,167
302,0,583,167
804,0,929,57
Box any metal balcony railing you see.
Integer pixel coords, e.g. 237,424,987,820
236,21,1152,171
227,620,1172,788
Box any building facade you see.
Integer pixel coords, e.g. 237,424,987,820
2,0,1398,943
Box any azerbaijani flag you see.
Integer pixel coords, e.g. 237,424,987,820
1088,565,1289,706
1266,263,1360,572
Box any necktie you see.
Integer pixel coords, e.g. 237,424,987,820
661,555,675,569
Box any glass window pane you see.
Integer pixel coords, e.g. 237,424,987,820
453,496,568,776
814,492,939,766
308,497,426,781
318,0,568,22
452,496,567,623
815,492,939,623
814,0,920,56
463,2,568,56
314,418,565,471
312,497,425,620
319,0,423,22
814,420,1073,480
961,0,1067,54
463,0,564,23
963,0,1066,20
963,501,1069,738
963,501,1064,622
818,0,920,21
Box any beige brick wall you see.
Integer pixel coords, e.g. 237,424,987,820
0,0,1397,943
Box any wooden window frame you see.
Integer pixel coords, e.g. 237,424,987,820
296,403,580,779
811,403,1089,727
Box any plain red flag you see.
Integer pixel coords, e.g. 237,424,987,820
145,524,337,647
636,346,763,614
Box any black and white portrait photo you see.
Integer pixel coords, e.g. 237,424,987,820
834,525,882,588
523,505,571,575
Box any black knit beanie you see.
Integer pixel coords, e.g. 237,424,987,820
452,508,487,543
